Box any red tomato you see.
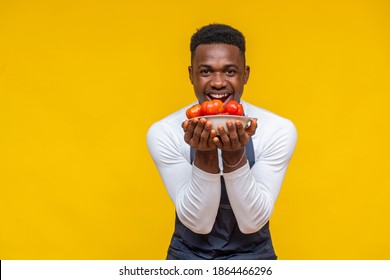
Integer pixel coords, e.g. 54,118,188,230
212,99,225,114
186,99,243,118
224,100,240,115
186,104,203,119
201,100,217,115
201,101,210,115
201,99,225,115
237,103,244,116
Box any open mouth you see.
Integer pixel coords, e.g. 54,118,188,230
207,93,232,105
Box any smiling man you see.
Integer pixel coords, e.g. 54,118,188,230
147,24,297,259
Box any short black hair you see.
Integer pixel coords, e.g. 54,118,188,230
190,23,246,60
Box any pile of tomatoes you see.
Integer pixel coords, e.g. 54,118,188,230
186,100,244,119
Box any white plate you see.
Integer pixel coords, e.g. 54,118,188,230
190,115,252,132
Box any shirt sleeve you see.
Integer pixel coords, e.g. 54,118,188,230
146,121,221,234
223,119,297,234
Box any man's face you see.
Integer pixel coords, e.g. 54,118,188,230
189,43,250,105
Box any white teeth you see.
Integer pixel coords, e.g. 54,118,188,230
209,93,229,99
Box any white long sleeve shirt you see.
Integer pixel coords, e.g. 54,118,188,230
147,100,297,234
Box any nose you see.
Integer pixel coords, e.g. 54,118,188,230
210,73,226,89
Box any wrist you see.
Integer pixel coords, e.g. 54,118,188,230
194,149,220,174
222,148,246,170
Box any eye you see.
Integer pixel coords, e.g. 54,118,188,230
226,69,237,75
200,69,210,75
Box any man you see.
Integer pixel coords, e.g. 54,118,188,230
147,24,297,259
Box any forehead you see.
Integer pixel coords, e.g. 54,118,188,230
192,44,244,66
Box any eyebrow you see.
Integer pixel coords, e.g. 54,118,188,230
225,64,239,68
197,63,239,69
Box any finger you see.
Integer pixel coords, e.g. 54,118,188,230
207,127,217,147
182,120,189,132
184,118,198,143
217,125,230,145
199,121,212,147
189,118,206,145
235,120,249,144
213,135,223,149
245,118,258,136
227,121,240,148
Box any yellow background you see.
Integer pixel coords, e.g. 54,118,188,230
1,0,389,259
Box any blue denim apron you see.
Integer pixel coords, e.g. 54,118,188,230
167,138,277,259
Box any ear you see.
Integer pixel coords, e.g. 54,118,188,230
244,65,250,84
188,66,194,85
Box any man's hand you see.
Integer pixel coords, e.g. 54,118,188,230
213,118,257,151
182,118,218,151
211,118,257,172
182,118,219,173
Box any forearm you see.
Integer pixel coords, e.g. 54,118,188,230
222,118,298,234
223,163,275,234
175,165,221,234
147,122,221,234
174,150,220,233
